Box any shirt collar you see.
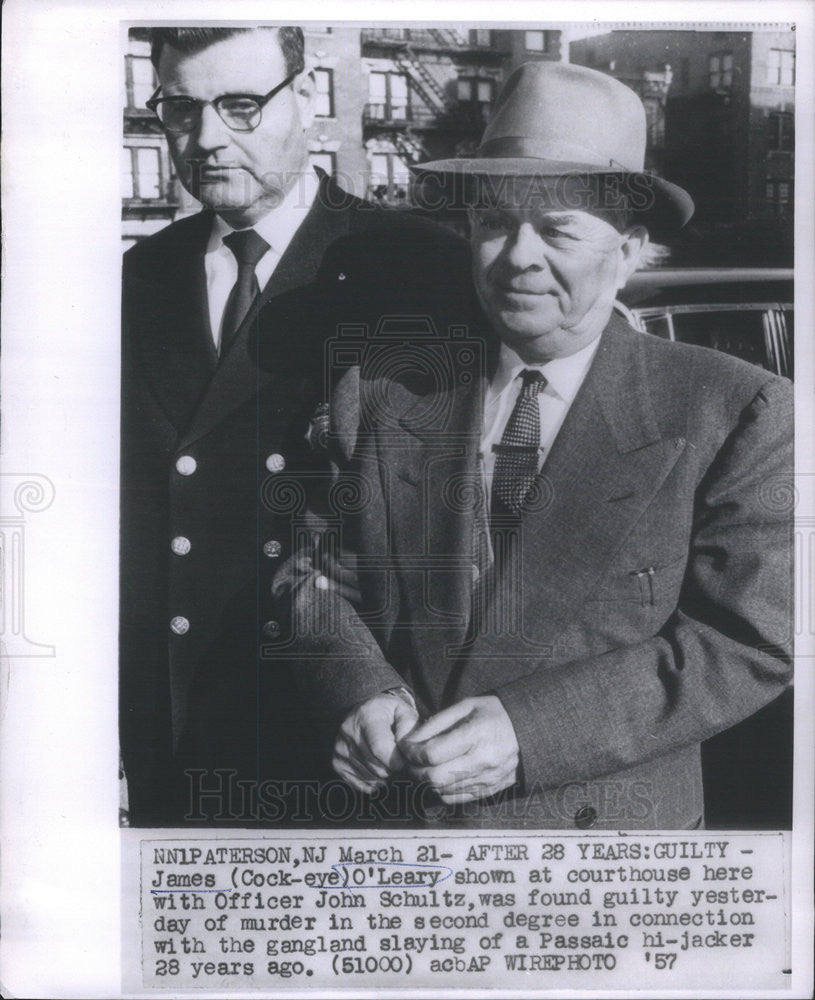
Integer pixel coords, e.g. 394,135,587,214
207,169,319,256
488,334,602,406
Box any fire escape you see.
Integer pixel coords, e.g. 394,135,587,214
362,28,500,201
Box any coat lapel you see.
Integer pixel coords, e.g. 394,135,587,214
177,178,355,450
461,315,687,691
125,212,217,433
375,331,494,708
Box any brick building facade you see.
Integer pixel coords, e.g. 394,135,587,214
570,29,795,263
122,24,562,244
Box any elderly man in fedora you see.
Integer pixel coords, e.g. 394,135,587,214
265,62,793,829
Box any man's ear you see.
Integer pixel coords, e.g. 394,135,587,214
616,225,649,289
293,69,316,130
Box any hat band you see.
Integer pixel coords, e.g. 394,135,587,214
476,136,641,173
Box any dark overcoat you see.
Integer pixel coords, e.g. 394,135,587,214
120,174,467,824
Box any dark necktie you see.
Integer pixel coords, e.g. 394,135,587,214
490,369,547,517
220,228,270,354
469,370,546,639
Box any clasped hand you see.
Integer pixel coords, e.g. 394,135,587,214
333,693,520,803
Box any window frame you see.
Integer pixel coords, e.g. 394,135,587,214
457,75,494,104
524,30,548,52
124,53,156,109
123,144,164,202
313,67,335,118
368,70,411,121
708,50,733,89
767,48,795,86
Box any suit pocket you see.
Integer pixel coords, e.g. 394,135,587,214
586,556,687,607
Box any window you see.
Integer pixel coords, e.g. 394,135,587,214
766,179,793,212
768,112,794,152
368,72,410,120
369,151,411,200
767,49,795,86
122,148,135,199
125,54,155,108
308,151,336,176
708,52,733,89
123,146,162,200
313,68,334,117
457,77,494,103
469,28,492,47
524,30,548,52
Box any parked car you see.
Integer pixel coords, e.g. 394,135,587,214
617,268,793,378
618,267,794,827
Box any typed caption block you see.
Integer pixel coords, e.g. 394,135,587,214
135,833,789,992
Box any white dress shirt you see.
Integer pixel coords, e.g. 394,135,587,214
480,335,602,504
204,170,319,351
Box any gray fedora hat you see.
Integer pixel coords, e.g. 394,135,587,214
411,61,694,234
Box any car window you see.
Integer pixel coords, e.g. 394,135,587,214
639,308,792,374
673,310,770,369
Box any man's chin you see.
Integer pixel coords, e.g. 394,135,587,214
494,306,561,339
196,185,285,220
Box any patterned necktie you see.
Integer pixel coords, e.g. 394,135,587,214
491,369,547,517
220,228,270,354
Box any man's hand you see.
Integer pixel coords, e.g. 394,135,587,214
333,691,420,794
398,695,519,804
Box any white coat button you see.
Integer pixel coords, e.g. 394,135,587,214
263,540,282,558
170,616,190,635
262,620,281,638
175,455,197,476
171,536,191,555
265,453,286,473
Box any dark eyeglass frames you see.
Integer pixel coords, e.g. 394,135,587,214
146,71,298,134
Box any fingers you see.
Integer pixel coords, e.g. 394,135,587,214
332,731,388,794
398,695,520,804
360,716,406,774
332,693,419,793
413,750,518,797
392,699,421,743
399,700,478,767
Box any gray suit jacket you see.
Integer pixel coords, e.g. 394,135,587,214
269,288,793,830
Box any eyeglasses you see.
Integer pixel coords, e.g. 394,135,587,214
146,72,298,134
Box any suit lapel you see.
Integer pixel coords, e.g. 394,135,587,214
462,315,687,688
376,331,493,708
178,178,355,449
126,212,217,432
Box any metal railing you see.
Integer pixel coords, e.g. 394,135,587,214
360,28,492,50
363,103,444,127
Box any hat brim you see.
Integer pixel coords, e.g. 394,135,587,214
409,158,694,236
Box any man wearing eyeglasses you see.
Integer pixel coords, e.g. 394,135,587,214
120,26,464,825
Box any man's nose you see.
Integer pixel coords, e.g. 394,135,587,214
504,222,546,270
193,103,232,151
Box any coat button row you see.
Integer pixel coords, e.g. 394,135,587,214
176,454,286,476
170,616,190,635
171,536,281,558
171,536,191,555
